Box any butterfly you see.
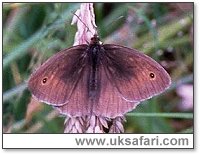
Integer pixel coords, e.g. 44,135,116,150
28,34,171,118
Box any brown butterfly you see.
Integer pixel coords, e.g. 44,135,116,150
28,34,171,118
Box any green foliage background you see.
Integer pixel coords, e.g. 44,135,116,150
3,3,193,133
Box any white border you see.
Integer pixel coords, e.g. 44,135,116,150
1,0,198,153
3,134,193,148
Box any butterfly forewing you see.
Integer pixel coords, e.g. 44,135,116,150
28,45,88,106
102,44,171,102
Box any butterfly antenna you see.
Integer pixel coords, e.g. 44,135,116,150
71,11,94,36
106,16,124,28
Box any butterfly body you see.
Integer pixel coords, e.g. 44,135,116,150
87,41,101,101
28,35,171,118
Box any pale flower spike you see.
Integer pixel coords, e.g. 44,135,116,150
71,3,97,46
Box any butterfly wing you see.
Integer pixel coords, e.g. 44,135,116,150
102,44,171,102
28,45,89,106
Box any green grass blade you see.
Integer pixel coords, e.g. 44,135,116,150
126,112,193,119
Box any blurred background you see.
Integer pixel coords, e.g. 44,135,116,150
3,3,193,133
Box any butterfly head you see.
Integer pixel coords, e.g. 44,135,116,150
90,34,100,45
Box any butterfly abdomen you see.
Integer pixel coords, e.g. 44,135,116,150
87,45,102,102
